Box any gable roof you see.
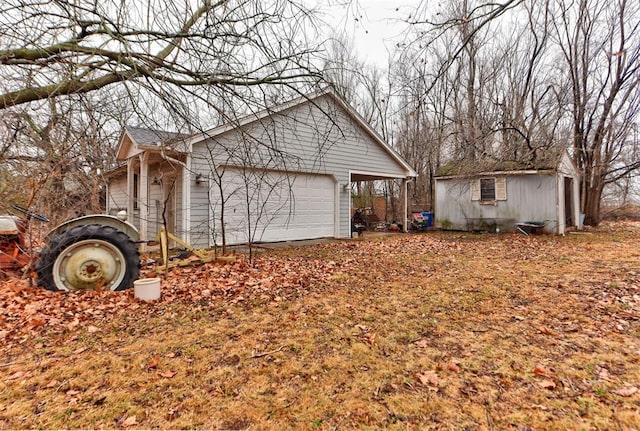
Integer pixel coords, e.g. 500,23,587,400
115,126,189,161
124,126,186,146
184,88,417,177
114,90,417,178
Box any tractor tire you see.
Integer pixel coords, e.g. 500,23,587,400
36,224,140,292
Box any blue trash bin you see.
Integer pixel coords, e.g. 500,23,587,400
421,212,433,228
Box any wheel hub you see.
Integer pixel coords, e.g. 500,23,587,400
78,259,104,281
53,240,125,291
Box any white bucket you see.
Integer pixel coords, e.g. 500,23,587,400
133,277,161,301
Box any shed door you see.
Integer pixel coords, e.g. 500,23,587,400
214,169,335,245
564,176,574,226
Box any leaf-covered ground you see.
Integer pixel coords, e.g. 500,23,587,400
1,223,640,430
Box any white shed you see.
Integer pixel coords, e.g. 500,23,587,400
433,150,581,235
106,89,417,246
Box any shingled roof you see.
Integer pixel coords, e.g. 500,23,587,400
124,126,187,146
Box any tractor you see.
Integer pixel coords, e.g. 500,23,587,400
0,205,140,292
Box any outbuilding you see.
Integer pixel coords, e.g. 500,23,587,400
106,88,417,246
433,149,581,235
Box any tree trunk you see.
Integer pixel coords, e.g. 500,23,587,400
583,177,604,226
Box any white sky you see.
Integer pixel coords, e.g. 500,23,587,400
319,1,419,67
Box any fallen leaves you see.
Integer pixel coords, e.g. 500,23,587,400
146,356,160,370
26,318,45,329
157,370,177,379
447,361,461,373
121,416,137,427
414,339,429,349
45,379,60,389
533,364,551,376
532,364,556,389
0,253,339,347
2,223,640,430
417,370,440,391
538,379,556,390
5,370,29,381
537,326,556,336
144,354,177,378
611,386,639,397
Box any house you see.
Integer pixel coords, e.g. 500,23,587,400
106,89,417,247
433,149,581,234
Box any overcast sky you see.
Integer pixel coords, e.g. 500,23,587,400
319,1,418,67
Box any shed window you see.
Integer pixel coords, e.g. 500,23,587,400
471,177,507,202
480,178,495,201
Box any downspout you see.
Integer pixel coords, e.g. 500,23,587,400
348,171,353,238
105,180,111,214
126,158,134,226
333,175,341,239
184,154,192,245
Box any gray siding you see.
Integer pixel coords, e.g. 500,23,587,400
147,178,163,240
174,173,184,239
435,174,559,232
190,94,408,246
106,175,128,215
188,169,211,248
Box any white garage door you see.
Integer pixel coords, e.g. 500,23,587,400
211,169,335,245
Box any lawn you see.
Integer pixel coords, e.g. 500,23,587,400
1,223,640,430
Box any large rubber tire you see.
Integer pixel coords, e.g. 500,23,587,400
36,224,140,292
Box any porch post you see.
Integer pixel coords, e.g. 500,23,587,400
403,178,409,233
126,158,134,222
139,153,149,246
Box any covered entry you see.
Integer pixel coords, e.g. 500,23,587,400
348,170,411,236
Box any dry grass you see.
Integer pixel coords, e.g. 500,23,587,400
1,223,640,430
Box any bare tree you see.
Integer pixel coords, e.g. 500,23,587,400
551,0,640,225
0,0,330,234
395,0,639,224
0,0,323,110
0,96,121,221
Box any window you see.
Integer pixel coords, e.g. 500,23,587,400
471,177,507,202
133,173,139,209
480,178,495,201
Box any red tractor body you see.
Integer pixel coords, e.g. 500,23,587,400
0,216,30,271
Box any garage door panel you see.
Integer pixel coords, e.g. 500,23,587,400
211,169,335,245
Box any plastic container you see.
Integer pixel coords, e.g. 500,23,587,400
421,212,434,228
133,277,161,301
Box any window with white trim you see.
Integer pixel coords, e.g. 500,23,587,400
471,177,507,202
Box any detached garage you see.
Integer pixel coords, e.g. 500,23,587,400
107,88,417,247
